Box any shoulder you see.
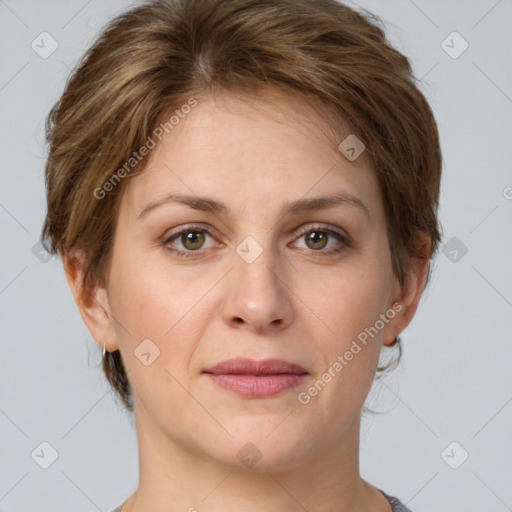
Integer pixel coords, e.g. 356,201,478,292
379,489,414,512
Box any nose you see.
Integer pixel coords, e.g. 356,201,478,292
220,243,294,334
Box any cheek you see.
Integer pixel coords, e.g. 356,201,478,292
315,263,390,340
306,260,391,398
107,252,217,391
107,260,205,410
108,248,203,337
305,278,386,412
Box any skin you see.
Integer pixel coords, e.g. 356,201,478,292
65,89,430,512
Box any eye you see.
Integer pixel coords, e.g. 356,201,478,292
162,223,350,259
163,224,218,257
292,225,350,255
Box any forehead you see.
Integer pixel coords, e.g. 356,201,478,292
119,90,383,224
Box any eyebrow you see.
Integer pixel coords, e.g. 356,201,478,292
137,192,371,221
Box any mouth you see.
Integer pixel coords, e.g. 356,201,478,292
203,358,308,398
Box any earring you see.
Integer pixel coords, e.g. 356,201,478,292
102,340,107,358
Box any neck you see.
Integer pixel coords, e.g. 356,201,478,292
120,401,388,512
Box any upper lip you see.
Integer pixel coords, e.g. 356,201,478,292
203,358,308,375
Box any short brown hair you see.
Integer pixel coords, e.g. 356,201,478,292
42,0,442,412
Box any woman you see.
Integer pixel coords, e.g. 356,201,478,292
42,0,441,510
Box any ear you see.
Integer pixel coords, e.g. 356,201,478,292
383,234,432,347
63,249,119,353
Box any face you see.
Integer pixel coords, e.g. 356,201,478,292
78,90,415,470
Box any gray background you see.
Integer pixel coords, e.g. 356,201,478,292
1,0,511,510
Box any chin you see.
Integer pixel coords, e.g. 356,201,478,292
200,418,312,472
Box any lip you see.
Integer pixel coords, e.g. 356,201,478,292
203,357,308,375
203,358,308,398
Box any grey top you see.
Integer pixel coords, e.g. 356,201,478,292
379,489,413,511
110,488,412,511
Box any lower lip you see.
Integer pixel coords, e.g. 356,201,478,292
205,373,307,398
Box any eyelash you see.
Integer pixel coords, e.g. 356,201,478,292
162,223,351,259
